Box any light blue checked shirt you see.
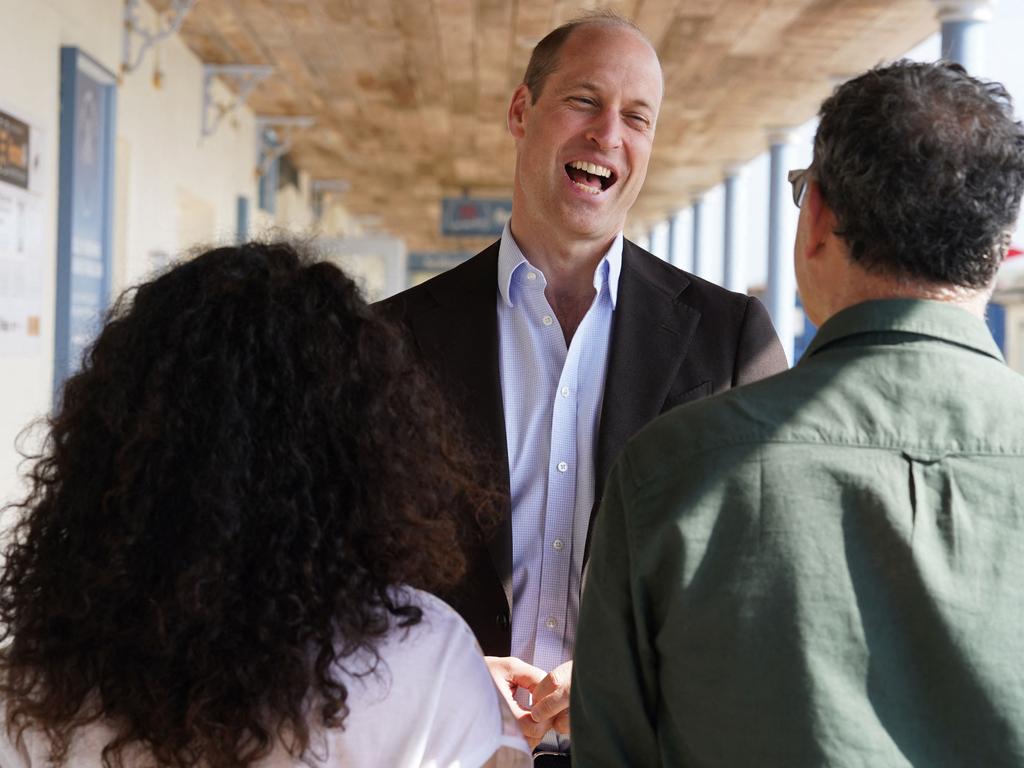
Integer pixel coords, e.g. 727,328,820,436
497,223,621,749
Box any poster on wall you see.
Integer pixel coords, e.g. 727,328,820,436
0,106,45,357
54,48,117,401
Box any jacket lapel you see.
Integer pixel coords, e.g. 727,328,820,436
596,240,701,496
411,244,513,608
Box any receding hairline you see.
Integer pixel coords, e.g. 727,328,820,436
522,12,663,102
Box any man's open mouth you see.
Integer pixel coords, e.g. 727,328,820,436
565,160,617,194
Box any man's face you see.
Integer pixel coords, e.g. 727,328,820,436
509,25,663,245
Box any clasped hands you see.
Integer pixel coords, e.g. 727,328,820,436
485,656,571,748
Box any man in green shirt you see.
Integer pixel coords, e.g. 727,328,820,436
571,60,1024,767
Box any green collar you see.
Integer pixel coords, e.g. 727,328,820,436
803,298,1004,362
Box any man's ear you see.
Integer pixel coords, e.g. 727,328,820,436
508,84,530,139
803,179,836,259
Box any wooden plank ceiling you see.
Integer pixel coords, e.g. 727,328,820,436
154,0,937,253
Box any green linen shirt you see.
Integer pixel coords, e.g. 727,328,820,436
572,299,1024,767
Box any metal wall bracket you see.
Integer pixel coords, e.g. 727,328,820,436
203,64,275,137
256,116,316,176
122,0,196,76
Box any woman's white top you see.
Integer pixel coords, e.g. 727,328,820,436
0,588,531,767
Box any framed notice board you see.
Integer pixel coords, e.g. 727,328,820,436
54,47,117,402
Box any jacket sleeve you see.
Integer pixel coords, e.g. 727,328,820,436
733,296,789,385
571,453,661,767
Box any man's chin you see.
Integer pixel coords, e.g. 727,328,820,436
558,210,627,242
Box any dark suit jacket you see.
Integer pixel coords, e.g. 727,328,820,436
378,238,787,655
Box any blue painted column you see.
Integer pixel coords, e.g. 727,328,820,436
933,1,995,72
722,169,744,293
691,197,704,278
766,130,797,365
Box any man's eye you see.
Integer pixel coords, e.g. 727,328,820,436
626,114,651,128
571,96,597,106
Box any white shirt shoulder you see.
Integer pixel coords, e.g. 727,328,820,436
0,587,531,768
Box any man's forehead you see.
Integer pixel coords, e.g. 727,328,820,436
551,26,663,101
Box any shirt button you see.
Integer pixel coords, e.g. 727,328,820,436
560,386,570,398
527,271,537,280
553,538,564,551
557,461,568,473
542,315,553,326
546,616,558,630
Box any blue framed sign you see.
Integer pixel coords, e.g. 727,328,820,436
440,197,512,237
54,47,117,402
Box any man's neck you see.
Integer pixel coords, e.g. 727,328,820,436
821,268,991,324
507,216,618,345
508,216,614,298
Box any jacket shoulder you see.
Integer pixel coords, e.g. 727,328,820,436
621,239,757,317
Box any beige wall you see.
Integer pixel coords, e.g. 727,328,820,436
0,0,325,504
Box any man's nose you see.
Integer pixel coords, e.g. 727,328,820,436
585,108,623,150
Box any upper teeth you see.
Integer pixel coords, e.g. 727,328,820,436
569,160,612,178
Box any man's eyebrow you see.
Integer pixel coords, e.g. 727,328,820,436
565,81,656,112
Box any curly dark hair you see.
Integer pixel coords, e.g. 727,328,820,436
814,59,1024,288
0,241,495,767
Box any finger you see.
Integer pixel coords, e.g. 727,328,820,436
532,661,570,702
532,674,555,702
530,689,569,722
486,656,548,691
553,709,570,735
516,710,553,743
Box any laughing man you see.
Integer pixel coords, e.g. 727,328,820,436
380,11,786,762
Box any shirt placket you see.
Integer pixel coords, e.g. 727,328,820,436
531,304,579,678
520,282,577,679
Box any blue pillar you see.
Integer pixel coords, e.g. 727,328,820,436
767,131,796,365
933,1,994,73
691,197,704,278
722,170,743,293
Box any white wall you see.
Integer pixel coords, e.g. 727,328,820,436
0,0,62,505
0,0,323,505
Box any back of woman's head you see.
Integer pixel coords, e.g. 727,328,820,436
0,241,487,767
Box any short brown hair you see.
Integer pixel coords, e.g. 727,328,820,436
522,10,648,103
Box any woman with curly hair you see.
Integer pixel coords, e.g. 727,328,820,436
0,242,531,768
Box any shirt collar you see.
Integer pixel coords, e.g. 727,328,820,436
497,222,623,309
802,298,1005,363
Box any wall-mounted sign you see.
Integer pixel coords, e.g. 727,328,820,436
54,48,118,401
0,104,45,358
440,197,512,237
407,251,471,286
0,109,30,190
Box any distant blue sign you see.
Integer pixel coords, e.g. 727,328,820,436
407,251,472,286
441,197,512,237
408,252,472,271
